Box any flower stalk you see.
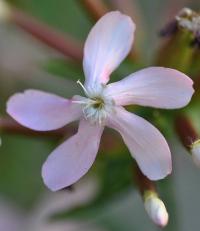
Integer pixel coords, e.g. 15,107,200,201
80,0,109,21
0,117,74,138
135,165,156,196
194,73,200,94
11,8,83,61
0,117,121,153
175,114,198,149
175,114,200,167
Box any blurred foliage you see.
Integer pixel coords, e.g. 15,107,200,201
9,0,92,39
42,59,84,81
0,134,54,208
51,149,133,220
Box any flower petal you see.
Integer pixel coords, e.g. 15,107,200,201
105,67,194,108
83,11,135,88
42,119,103,191
7,90,82,131
107,107,172,180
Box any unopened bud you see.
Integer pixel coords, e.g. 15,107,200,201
176,8,193,21
0,0,11,22
144,191,169,228
191,140,200,167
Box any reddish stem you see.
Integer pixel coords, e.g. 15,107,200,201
175,114,199,148
0,117,122,151
10,8,83,62
135,165,156,196
194,75,200,92
0,117,75,138
80,0,109,21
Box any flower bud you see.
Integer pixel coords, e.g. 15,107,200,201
144,191,169,228
0,0,11,22
191,140,200,167
158,8,200,73
176,8,200,34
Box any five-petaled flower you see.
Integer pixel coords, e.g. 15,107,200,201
7,11,194,191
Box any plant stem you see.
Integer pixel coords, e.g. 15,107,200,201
175,114,199,149
0,117,121,151
134,165,156,197
80,0,109,21
0,117,75,138
10,8,83,62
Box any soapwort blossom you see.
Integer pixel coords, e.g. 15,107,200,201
7,12,194,191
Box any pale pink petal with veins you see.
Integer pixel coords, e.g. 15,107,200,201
105,67,194,108
7,90,82,131
107,107,172,180
42,119,104,191
83,11,135,89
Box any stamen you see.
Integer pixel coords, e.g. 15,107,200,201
74,81,114,125
71,100,87,104
77,79,89,96
85,111,95,119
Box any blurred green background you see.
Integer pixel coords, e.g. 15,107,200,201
0,0,200,231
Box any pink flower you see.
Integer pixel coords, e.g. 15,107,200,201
7,11,194,191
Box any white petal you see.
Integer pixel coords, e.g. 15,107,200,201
107,107,172,180
105,67,194,108
83,11,135,89
144,194,169,227
7,90,82,131
191,140,200,167
42,119,104,191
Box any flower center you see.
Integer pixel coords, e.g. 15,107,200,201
76,80,114,125
91,97,104,109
